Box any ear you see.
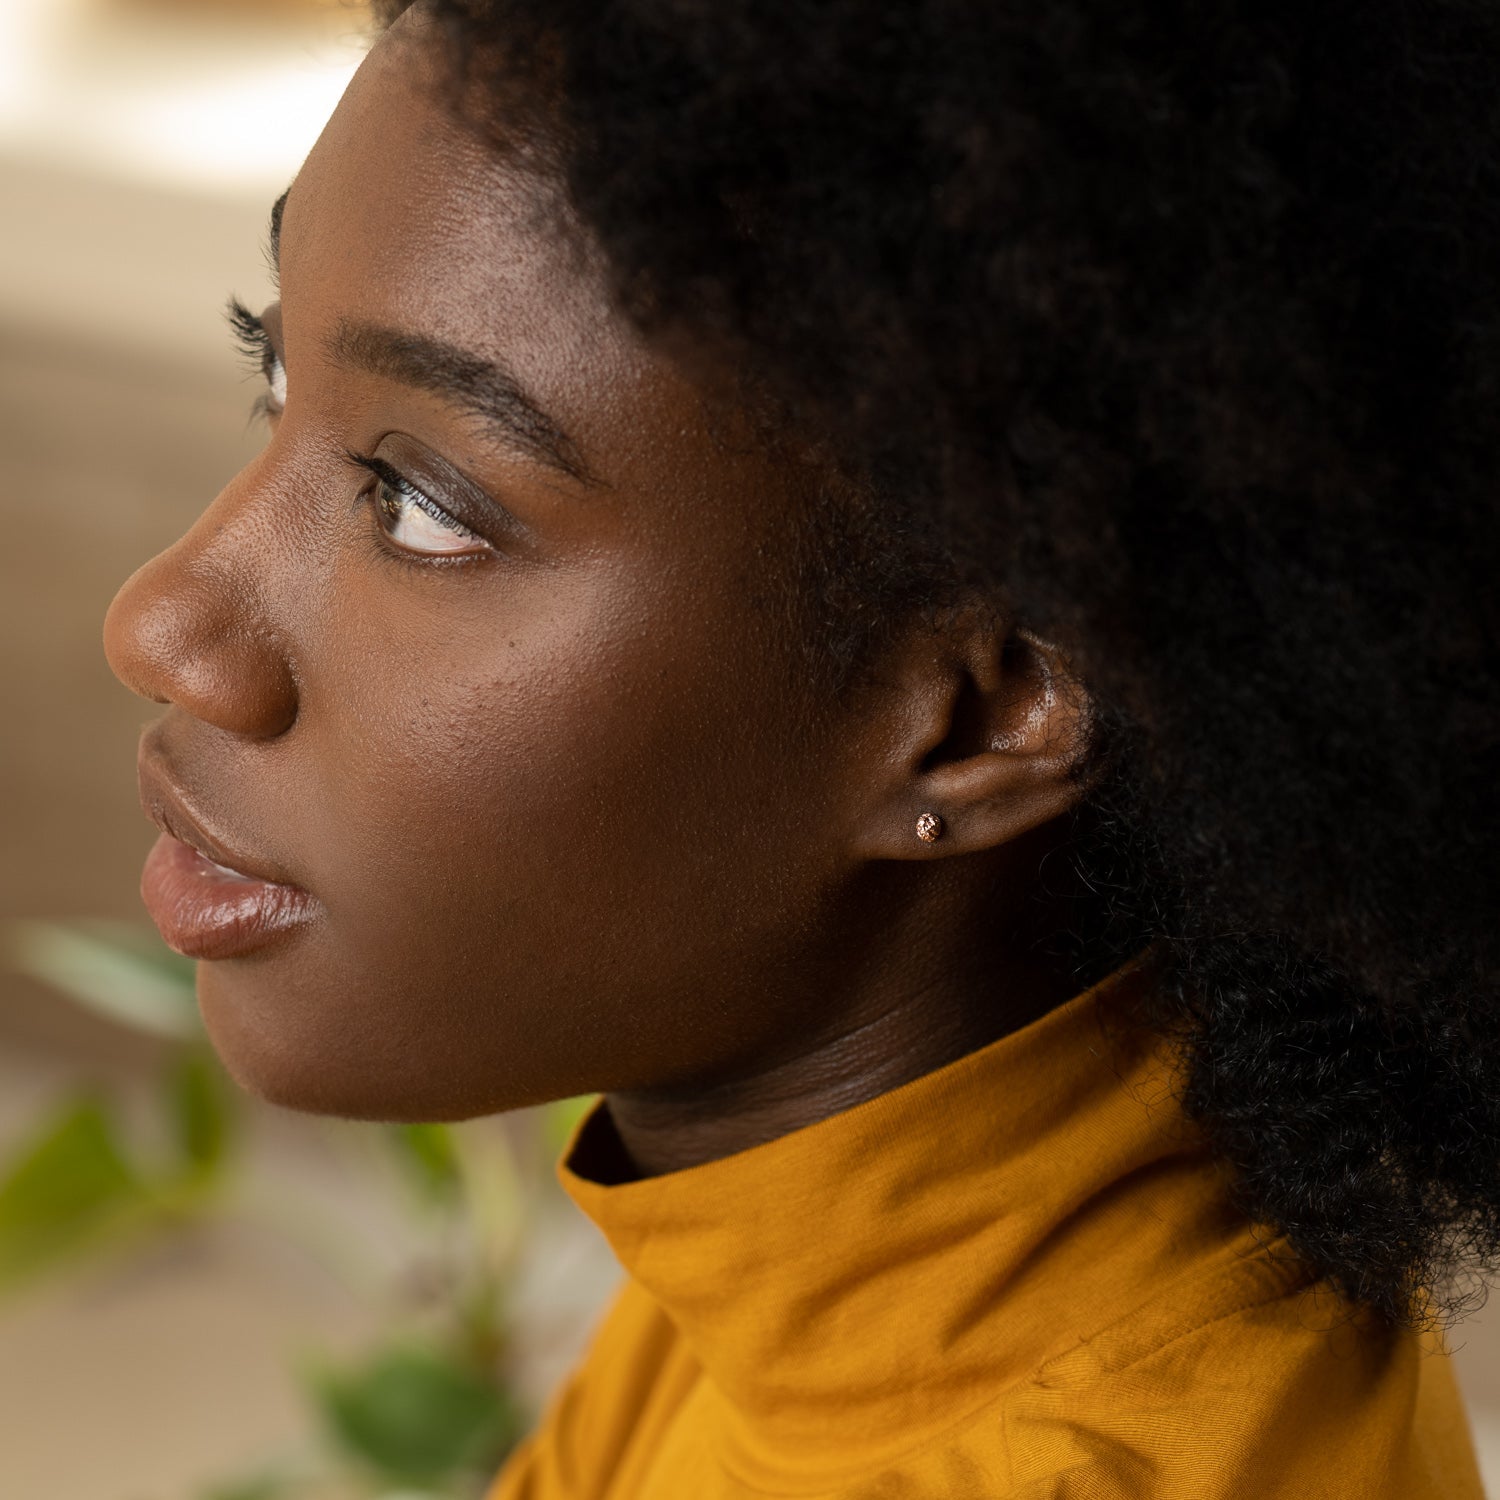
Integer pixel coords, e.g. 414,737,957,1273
847,602,1092,862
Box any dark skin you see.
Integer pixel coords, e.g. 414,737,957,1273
103,11,1094,1178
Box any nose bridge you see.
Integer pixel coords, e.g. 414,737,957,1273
104,462,301,740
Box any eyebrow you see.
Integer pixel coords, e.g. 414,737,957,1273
265,188,593,486
327,317,594,484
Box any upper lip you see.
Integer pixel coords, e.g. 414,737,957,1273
137,733,300,889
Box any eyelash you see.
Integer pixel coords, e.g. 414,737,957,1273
342,450,490,566
227,296,284,422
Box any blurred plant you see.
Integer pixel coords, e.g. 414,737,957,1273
2,920,597,1500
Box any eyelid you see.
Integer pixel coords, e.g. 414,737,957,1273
363,431,531,549
343,449,457,521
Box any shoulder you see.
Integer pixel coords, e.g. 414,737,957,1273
489,1279,699,1500
494,1254,1485,1499
982,1248,1485,1499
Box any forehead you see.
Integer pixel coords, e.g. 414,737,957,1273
281,20,665,457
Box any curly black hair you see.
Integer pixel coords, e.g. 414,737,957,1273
376,0,1500,1331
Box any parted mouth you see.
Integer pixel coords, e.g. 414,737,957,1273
136,729,306,893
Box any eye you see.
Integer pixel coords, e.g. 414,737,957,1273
264,352,288,417
349,453,494,559
376,475,485,556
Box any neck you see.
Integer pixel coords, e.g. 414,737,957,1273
604,825,1111,1178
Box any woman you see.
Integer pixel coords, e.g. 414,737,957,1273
103,1,1498,1494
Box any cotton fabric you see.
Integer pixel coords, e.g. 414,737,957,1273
488,960,1484,1498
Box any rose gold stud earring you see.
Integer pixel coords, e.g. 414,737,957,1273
915,811,944,843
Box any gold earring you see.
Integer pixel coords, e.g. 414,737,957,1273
915,812,944,843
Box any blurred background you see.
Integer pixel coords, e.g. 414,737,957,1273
0,1,1496,1496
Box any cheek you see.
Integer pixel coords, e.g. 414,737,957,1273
319,567,773,905
206,555,826,1117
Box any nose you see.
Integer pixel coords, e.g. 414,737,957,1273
104,497,299,740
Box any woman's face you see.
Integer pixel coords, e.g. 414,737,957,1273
104,20,884,1120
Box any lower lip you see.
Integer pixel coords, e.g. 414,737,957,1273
141,832,318,961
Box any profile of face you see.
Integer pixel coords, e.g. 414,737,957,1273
104,13,1088,1133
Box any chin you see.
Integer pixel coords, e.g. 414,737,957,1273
195,962,406,1119
193,961,546,1122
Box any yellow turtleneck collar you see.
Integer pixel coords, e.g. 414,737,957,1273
555,957,1299,1488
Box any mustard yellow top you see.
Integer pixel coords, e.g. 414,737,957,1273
489,963,1484,1498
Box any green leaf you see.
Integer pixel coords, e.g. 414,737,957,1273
167,1047,236,1180
310,1344,523,1486
387,1122,463,1207
3,920,200,1040
0,1095,147,1291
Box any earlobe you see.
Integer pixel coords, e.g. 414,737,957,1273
851,609,1092,863
914,811,945,843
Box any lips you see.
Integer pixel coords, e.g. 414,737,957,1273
137,739,319,961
